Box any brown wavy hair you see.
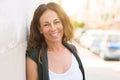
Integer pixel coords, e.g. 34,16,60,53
27,2,74,53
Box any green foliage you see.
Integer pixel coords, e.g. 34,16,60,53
72,20,85,28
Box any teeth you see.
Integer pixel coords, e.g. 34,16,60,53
50,33,58,37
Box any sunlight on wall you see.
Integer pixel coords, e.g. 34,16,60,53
61,0,87,22
61,0,81,16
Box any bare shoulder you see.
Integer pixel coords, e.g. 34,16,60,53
26,57,38,80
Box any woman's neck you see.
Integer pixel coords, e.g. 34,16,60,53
47,42,65,52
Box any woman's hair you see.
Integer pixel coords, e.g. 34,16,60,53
27,2,74,52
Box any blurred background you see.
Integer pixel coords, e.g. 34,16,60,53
0,0,120,80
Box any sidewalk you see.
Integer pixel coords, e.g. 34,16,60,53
72,40,120,80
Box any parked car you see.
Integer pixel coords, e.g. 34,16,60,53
89,32,104,54
74,28,86,43
79,29,104,50
99,30,120,60
79,29,120,60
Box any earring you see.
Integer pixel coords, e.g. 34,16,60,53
40,32,42,34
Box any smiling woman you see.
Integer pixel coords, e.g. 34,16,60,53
26,2,85,80
39,9,63,43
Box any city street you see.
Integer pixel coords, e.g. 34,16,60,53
72,41,120,80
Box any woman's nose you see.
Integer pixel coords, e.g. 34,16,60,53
50,24,56,31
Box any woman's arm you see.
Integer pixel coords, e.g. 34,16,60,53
26,57,38,80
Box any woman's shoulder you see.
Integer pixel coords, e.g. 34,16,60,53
26,46,40,63
64,42,77,52
29,46,40,53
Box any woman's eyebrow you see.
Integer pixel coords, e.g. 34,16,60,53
54,18,60,21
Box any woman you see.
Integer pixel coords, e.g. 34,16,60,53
26,2,85,80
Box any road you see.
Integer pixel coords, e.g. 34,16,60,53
72,41,120,80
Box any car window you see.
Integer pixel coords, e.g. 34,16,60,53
108,35,120,42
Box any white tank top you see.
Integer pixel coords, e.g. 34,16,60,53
49,54,83,80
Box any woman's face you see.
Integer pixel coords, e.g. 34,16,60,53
39,9,63,43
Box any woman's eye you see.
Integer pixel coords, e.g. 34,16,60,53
54,21,61,24
43,24,49,27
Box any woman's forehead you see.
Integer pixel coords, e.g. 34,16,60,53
40,9,59,23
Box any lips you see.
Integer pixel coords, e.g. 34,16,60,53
49,32,59,38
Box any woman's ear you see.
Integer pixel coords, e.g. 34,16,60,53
38,26,43,34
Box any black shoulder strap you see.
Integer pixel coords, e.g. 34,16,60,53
64,43,85,80
38,47,49,80
26,47,40,63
